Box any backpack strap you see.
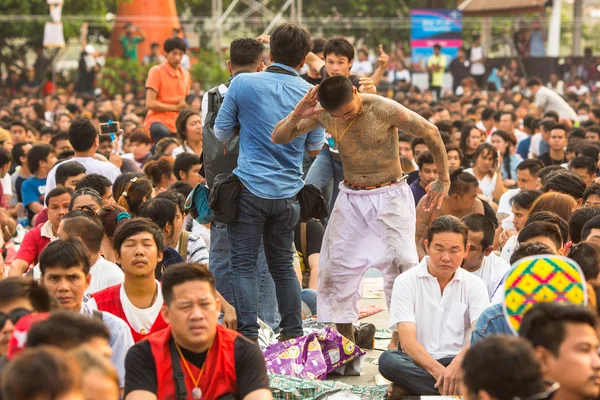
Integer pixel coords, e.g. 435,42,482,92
169,337,189,400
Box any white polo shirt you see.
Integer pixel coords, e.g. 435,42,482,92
469,253,510,299
389,257,489,359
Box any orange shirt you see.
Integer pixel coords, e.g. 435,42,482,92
144,62,191,133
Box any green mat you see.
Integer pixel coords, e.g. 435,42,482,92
270,374,387,399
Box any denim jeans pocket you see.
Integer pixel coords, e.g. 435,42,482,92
284,198,301,230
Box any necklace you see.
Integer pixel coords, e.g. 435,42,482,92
334,99,363,143
175,342,211,400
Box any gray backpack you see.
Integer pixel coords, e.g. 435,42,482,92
202,82,240,189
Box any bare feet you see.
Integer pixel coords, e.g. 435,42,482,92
386,383,405,400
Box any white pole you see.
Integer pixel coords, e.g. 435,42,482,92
547,0,562,57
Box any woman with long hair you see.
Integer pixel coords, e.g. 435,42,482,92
491,130,523,188
172,109,202,157
117,177,153,215
459,124,483,168
465,143,505,207
98,205,130,264
143,156,177,192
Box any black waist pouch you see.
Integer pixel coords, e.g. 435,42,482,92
297,184,329,222
209,173,242,224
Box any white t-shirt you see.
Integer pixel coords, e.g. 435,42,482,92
464,168,497,203
120,281,163,335
535,86,578,121
176,231,209,264
569,85,590,96
388,69,411,84
86,257,125,297
500,234,519,264
497,188,519,230
469,46,485,75
529,132,542,158
192,219,211,249
468,253,510,299
350,60,373,76
513,129,528,144
1,173,13,197
389,257,490,359
172,143,197,158
46,156,122,192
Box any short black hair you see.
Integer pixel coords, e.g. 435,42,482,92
427,215,468,248
520,303,598,356
526,76,543,87
570,156,597,176
542,171,586,200
433,44,441,50
511,190,543,210
68,118,98,152
75,174,112,198
39,238,91,276
49,132,69,149
518,221,562,250
229,38,264,68
578,144,600,161
0,147,11,169
550,123,569,137
584,182,600,204
270,23,312,67
11,141,31,167
417,151,434,170
173,153,201,180
312,38,325,54
0,277,52,313
567,242,600,280
26,311,109,349
517,158,544,176
318,76,354,111
462,336,546,400
55,161,86,186
510,242,556,264
449,168,479,196
61,216,104,254
569,207,600,244
26,144,52,174
411,136,426,153
526,211,569,245
582,215,600,242
168,181,193,199
163,37,187,54
461,214,495,249
162,262,216,305
45,186,73,208
398,133,414,144
129,131,151,145
113,218,166,256
136,198,177,230
155,190,186,215
323,36,354,61
537,165,564,185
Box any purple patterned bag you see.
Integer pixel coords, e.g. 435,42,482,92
264,327,365,380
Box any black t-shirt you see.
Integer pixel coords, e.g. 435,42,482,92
448,58,470,89
124,335,270,399
538,152,567,167
294,219,325,265
319,66,362,88
15,175,26,203
300,73,322,86
75,51,95,93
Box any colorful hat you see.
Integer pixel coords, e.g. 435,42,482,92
503,255,587,335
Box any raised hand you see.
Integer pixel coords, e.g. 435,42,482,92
293,87,324,119
358,77,377,94
423,179,450,212
256,35,270,45
377,44,389,68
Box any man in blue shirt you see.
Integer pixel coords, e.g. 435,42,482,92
215,23,324,341
21,144,57,222
410,151,438,205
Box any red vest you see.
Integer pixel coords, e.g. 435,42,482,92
92,284,169,343
147,325,239,400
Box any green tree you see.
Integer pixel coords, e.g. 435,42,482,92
0,0,117,75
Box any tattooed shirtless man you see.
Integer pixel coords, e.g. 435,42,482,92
272,76,449,342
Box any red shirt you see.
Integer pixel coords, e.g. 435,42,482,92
13,221,53,266
92,284,169,343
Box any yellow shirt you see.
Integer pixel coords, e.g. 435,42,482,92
427,54,447,87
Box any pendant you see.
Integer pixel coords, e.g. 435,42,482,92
192,387,202,400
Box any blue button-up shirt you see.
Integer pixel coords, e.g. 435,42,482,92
214,63,325,199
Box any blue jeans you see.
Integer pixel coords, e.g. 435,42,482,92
379,350,454,395
227,187,303,339
209,222,280,331
149,122,172,143
301,288,317,316
305,146,344,213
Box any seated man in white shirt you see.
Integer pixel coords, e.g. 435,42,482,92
379,216,489,397
461,214,510,299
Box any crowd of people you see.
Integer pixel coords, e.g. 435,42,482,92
0,19,600,400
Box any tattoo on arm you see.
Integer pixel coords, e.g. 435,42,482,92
272,114,321,144
378,99,450,182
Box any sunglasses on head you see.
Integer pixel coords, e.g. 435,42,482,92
0,308,32,330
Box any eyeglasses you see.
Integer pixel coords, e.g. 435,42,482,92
0,308,32,330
